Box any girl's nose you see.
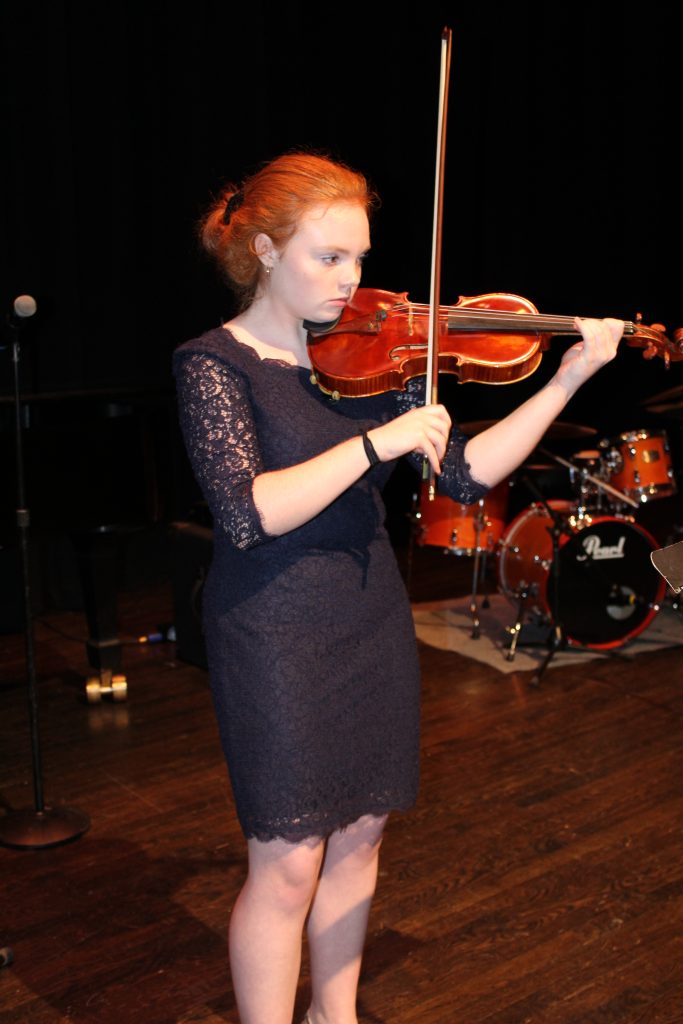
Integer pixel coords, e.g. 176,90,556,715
342,261,362,292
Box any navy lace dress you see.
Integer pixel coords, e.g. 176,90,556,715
173,327,488,843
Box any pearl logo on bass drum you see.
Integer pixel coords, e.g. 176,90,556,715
576,534,626,561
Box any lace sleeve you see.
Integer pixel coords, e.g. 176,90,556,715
394,378,490,504
174,352,270,549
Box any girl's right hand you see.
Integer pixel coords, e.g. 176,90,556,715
367,404,452,475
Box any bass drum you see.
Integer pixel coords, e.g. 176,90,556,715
497,500,665,649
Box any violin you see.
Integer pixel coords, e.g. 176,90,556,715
307,286,683,400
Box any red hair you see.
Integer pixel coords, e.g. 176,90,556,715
200,151,378,309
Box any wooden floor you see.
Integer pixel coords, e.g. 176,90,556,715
1,537,683,1024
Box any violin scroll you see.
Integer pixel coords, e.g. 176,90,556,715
625,313,683,368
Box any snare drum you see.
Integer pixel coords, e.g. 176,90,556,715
417,478,510,555
497,500,665,649
600,428,676,502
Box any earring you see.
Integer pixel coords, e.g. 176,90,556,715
265,265,271,276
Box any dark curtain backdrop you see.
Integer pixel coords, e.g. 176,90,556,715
2,3,682,533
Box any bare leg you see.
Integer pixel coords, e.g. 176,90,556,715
306,813,388,1024
229,833,325,1024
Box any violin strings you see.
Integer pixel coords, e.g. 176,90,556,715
391,302,580,328
363,303,675,349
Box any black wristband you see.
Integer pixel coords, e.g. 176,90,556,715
361,430,380,467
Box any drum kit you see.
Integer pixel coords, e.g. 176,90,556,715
411,416,679,676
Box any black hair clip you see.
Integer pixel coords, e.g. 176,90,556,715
222,190,244,225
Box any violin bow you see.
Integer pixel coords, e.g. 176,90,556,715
425,26,452,500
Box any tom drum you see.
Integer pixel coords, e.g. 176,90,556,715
417,478,510,555
600,428,677,503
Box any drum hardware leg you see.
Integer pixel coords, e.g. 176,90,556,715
469,547,483,639
467,509,500,636
529,622,566,688
480,549,492,609
530,518,568,688
504,586,554,661
467,509,489,639
504,585,529,661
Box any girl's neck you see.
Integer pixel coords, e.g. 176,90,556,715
226,303,310,368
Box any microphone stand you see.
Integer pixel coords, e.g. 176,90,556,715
0,304,90,849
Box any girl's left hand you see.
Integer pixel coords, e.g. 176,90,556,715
554,316,624,397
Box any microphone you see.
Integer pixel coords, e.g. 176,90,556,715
8,294,37,328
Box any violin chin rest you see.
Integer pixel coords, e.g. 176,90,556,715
303,314,343,335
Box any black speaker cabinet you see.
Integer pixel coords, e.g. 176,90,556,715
169,521,213,670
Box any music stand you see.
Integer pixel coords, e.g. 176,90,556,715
651,540,683,594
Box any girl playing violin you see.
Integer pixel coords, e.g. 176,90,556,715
173,150,622,1024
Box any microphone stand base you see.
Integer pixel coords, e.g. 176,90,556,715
0,806,90,850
